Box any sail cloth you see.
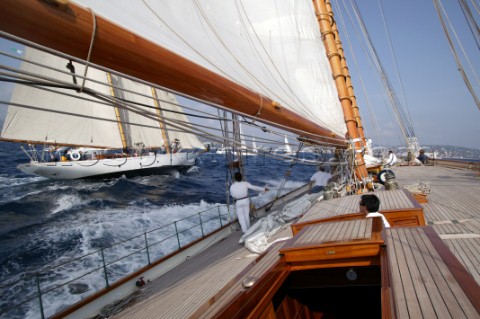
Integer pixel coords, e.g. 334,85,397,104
1,48,123,147
240,193,319,254
1,47,204,150
72,0,348,138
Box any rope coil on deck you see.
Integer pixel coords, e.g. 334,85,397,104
403,182,431,195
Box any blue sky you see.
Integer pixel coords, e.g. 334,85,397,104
337,0,479,149
0,1,478,150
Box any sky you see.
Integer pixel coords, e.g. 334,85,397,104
335,0,480,149
0,0,479,150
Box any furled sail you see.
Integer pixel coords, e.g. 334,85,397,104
0,47,204,150
72,0,347,138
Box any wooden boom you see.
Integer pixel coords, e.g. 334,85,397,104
0,0,346,147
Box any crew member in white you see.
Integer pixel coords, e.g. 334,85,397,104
359,194,390,228
309,167,332,193
230,172,268,233
386,150,397,166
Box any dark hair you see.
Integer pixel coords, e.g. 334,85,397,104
234,172,243,182
360,194,380,212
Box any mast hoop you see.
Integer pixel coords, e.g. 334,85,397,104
80,7,97,92
327,52,341,59
320,30,335,40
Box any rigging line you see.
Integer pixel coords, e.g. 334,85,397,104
0,73,226,129
1,68,346,149
0,76,218,144
434,0,480,110
342,1,403,142
235,0,307,110
80,8,97,92
377,0,415,133
1,47,345,145
191,0,294,110
469,0,480,15
350,0,415,139
0,54,236,125
141,0,231,80
0,30,270,123
449,1,480,85
5,61,343,149
458,0,480,50
240,116,346,147
335,1,384,147
0,77,331,150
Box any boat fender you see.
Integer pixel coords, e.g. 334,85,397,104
70,150,81,161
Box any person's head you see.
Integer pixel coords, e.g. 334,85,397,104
359,194,380,213
318,166,325,172
389,150,392,154
234,172,243,182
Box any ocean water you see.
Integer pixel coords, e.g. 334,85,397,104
0,141,318,318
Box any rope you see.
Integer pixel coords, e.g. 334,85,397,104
434,0,480,110
403,182,432,195
80,8,98,92
334,1,384,147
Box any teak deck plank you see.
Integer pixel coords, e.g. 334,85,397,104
110,165,479,319
386,227,480,318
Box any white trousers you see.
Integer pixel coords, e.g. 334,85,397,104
235,199,250,233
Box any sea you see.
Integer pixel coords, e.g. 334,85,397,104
0,141,319,319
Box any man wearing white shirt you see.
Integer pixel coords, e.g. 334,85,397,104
386,150,397,167
230,172,268,233
309,167,332,193
359,194,390,228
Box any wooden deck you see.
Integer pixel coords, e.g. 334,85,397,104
292,188,425,234
385,227,480,318
110,165,480,318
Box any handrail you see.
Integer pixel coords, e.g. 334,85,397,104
0,204,231,319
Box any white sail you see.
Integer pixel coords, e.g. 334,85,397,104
1,47,204,151
72,0,347,137
284,135,293,154
155,89,205,150
109,75,165,149
1,48,123,147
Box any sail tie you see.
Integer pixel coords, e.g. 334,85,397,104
80,8,97,93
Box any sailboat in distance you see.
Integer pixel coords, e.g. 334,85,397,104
1,47,204,179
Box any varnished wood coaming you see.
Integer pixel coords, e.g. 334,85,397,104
282,218,384,270
0,0,344,145
292,189,425,235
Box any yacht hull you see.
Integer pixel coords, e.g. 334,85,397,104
17,152,198,179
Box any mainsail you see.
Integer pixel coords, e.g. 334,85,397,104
1,47,204,151
0,0,352,146
72,0,348,138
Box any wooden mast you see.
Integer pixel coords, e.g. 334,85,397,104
330,17,367,145
312,0,369,181
0,0,345,147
